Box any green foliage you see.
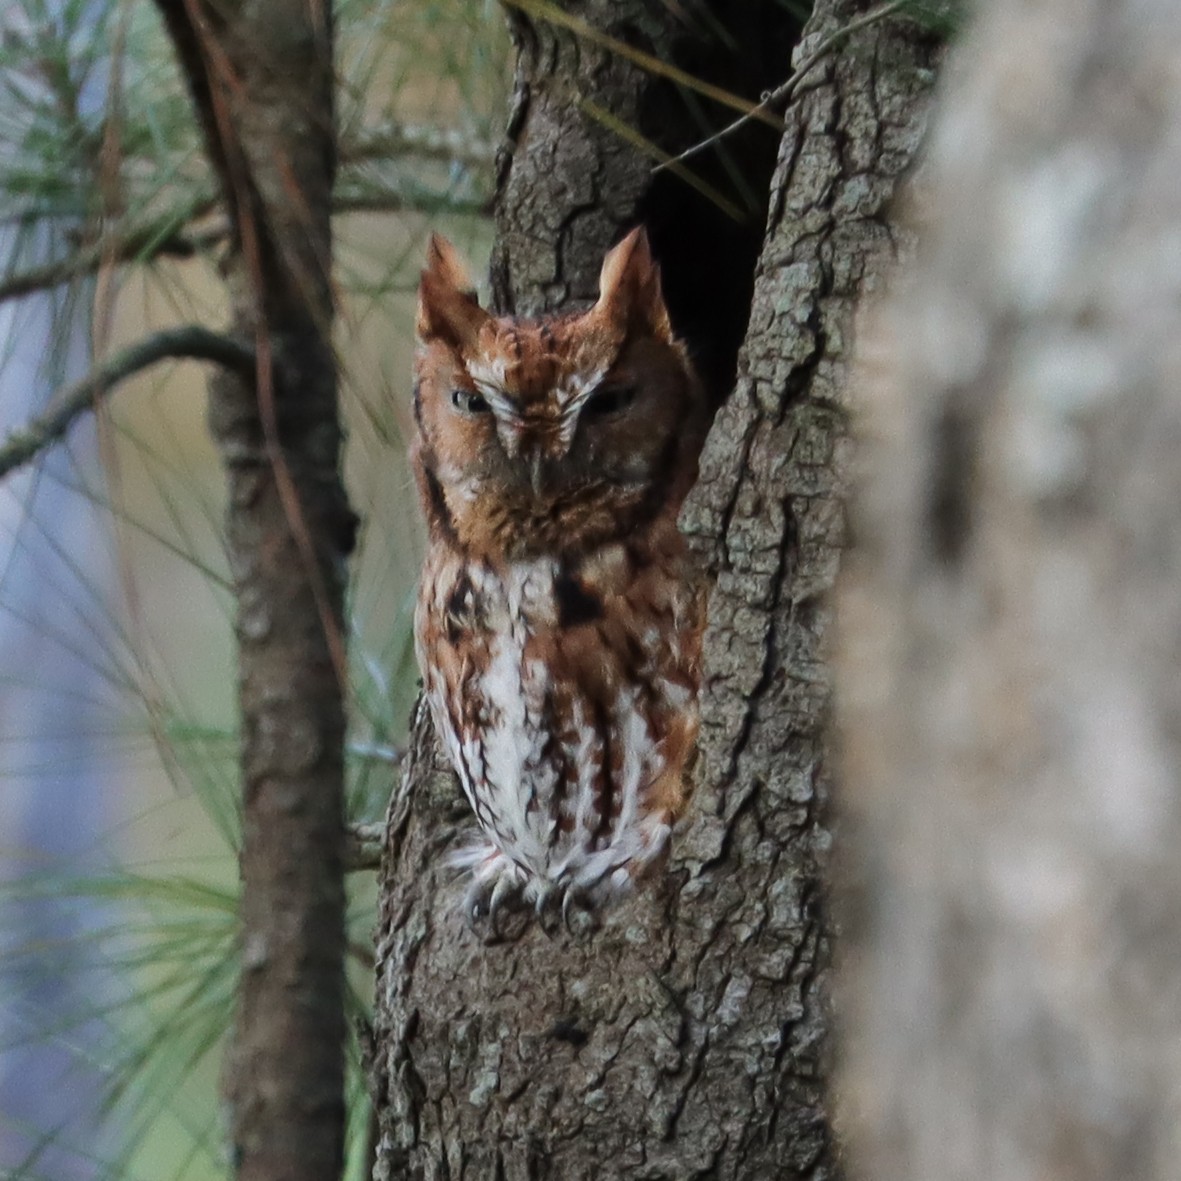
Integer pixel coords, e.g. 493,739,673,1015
0,0,508,1176
898,0,967,38
1,714,384,1179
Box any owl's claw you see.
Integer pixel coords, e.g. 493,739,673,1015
486,872,520,937
458,845,607,939
561,886,599,937
460,851,529,941
465,879,493,927
528,880,596,939
532,882,559,938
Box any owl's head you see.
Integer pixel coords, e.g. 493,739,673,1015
411,227,705,559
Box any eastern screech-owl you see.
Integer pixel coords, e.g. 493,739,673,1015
411,227,707,926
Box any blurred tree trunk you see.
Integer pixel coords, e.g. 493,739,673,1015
372,2,937,1176
152,2,355,1179
836,2,1181,1180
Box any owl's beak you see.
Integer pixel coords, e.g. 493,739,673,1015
530,449,545,497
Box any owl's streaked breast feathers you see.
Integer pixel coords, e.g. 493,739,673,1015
410,227,707,926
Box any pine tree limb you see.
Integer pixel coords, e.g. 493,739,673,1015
0,186,486,309
0,326,255,482
653,0,909,174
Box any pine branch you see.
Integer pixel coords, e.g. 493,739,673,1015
340,120,496,169
0,214,220,307
503,0,781,126
0,326,255,482
0,186,486,308
344,823,385,872
653,0,909,174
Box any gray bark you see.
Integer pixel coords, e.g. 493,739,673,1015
372,2,936,1177
489,1,800,401
835,2,1181,1180
153,2,355,1178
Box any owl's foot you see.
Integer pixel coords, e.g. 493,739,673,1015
457,846,530,942
532,880,599,940
455,843,628,940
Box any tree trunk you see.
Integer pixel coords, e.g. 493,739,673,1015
835,2,1181,1180
153,3,355,1179
372,3,936,1177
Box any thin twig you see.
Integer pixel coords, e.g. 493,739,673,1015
344,823,385,872
653,0,908,175
0,185,486,309
0,325,255,482
0,230,192,305
0,211,220,307
340,120,497,169
331,189,489,218
503,0,781,126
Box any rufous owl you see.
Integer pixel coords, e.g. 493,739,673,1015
411,227,707,928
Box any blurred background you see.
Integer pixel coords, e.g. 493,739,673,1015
0,1,508,1175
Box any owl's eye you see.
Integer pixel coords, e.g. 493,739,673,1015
583,383,637,418
451,388,491,415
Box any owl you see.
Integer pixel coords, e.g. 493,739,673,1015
411,227,707,930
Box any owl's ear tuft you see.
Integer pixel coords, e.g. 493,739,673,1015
593,227,673,344
417,234,490,352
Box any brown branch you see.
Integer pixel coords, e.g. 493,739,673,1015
0,186,484,309
0,220,209,305
503,0,782,126
0,187,220,304
653,0,909,174
340,120,497,169
331,188,489,218
0,326,254,482
344,823,385,872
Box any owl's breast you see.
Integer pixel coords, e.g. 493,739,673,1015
415,534,703,901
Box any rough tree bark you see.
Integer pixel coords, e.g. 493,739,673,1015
489,0,800,400
152,2,354,1179
373,2,936,1176
836,2,1181,1180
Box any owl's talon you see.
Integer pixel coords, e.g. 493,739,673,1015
486,873,519,937
561,887,599,938
464,883,492,928
529,883,555,938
